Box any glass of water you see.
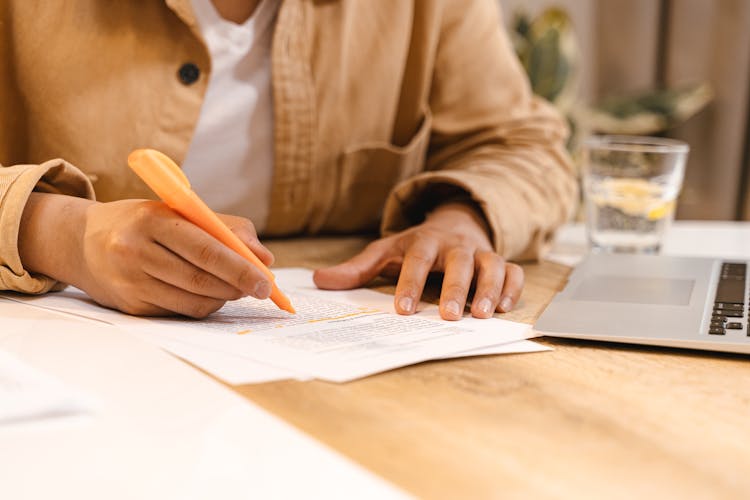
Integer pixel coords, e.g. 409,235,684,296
582,135,689,254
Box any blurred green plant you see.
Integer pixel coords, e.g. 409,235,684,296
512,7,579,117
511,7,713,146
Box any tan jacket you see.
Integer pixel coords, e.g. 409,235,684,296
0,0,576,294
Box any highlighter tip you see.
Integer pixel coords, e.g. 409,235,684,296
270,287,295,314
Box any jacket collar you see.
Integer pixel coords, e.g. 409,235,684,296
164,0,198,27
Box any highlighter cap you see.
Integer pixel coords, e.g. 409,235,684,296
127,149,193,209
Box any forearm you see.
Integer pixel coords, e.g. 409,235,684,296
18,192,94,287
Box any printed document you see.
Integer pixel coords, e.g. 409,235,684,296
3,269,542,383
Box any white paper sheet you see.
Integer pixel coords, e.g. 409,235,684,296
439,339,551,359
3,269,544,383
0,302,409,499
1,292,301,384
0,347,93,424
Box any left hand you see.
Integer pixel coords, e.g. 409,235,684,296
313,202,524,320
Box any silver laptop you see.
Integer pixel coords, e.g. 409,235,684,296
535,253,750,354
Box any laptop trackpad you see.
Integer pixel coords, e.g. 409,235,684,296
572,276,695,306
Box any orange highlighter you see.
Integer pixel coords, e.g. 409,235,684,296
127,148,295,314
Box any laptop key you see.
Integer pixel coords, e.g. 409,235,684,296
725,322,743,330
713,309,743,317
715,280,746,304
715,262,747,304
721,263,746,275
709,327,726,335
714,303,744,311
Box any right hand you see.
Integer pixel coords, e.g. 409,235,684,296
75,199,274,317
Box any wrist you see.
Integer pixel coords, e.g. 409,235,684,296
426,199,492,242
18,193,95,286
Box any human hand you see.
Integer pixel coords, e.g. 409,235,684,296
76,199,274,317
313,202,524,320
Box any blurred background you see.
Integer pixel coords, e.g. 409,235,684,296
498,0,750,221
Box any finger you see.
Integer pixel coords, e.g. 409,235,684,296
236,234,274,267
139,275,227,319
90,289,169,318
230,222,275,267
153,217,271,299
216,213,275,267
394,235,439,315
141,243,246,301
438,247,475,320
113,298,170,317
497,263,524,313
313,239,397,290
470,251,506,319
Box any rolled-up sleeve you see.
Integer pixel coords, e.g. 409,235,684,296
0,160,94,293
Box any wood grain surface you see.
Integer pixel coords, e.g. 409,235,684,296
228,236,750,499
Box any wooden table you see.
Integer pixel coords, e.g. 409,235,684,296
232,236,750,499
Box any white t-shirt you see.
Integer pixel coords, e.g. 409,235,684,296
182,0,280,233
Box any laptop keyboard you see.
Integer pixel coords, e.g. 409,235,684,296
708,262,748,336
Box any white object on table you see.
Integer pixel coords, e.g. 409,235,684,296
0,343,94,425
0,301,408,500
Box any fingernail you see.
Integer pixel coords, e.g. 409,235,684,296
398,296,414,313
477,298,493,315
445,300,461,318
254,281,271,299
500,296,513,312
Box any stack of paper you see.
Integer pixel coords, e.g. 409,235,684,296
3,269,548,384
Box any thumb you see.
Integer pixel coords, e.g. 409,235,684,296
313,241,393,290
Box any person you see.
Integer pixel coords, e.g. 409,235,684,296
0,0,576,321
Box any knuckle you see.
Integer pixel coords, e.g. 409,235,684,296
481,287,503,304
406,250,434,267
507,263,525,281
447,246,474,262
443,283,468,299
477,277,503,300
411,231,438,248
238,218,257,236
208,300,225,314
106,231,136,258
236,266,258,290
453,232,473,247
131,201,160,225
507,262,522,272
477,250,504,266
366,238,391,255
396,280,421,298
198,244,221,268
195,300,224,318
185,301,214,319
189,270,211,291
232,219,258,241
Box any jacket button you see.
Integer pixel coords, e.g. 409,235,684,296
178,63,200,85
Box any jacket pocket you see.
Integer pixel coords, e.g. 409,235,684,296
328,112,432,232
